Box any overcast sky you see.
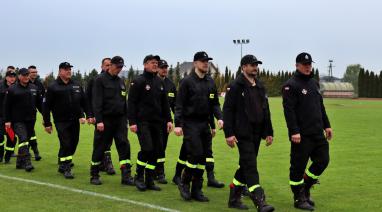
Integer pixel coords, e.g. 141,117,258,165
1,0,381,77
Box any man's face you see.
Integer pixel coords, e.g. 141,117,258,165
242,63,259,77
18,73,30,84
144,59,159,73
29,68,38,80
296,63,312,75
59,68,72,80
5,75,16,84
158,66,168,78
101,59,111,72
194,60,209,73
109,64,122,76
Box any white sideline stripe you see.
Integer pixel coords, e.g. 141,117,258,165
0,173,179,212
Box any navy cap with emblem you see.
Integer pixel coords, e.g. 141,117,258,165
193,51,213,62
240,54,263,66
59,62,73,69
111,56,125,68
158,60,169,68
18,68,29,76
143,55,160,64
296,52,314,64
6,70,17,77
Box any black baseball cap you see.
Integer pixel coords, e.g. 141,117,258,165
5,70,17,77
193,51,213,62
158,60,169,68
143,55,160,64
18,68,29,76
296,52,314,64
59,62,73,69
240,54,263,66
111,56,125,68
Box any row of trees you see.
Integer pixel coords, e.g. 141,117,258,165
358,69,382,98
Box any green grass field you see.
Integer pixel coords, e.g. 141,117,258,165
0,97,381,211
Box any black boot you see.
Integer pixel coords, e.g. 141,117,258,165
4,151,12,164
145,169,161,191
90,165,102,185
103,152,116,175
291,185,315,211
19,146,34,172
206,162,225,188
29,140,41,161
242,186,250,197
304,174,319,206
156,163,168,184
228,184,249,210
121,164,135,185
63,162,74,179
178,169,192,201
134,165,146,191
249,187,275,212
173,161,185,185
191,177,209,202
16,154,25,169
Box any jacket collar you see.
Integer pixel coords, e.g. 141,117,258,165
294,70,313,81
143,70,157,79
56,76,73,85
190,70,208,81
236,73,263,89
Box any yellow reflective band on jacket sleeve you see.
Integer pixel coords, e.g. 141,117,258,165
30,136,37,141
232,178,245,186
119,159,131,165
136,160,147,167
157,158,165,163
306,169,320,180
168,92,175,97
206,158,214,163
91,161,101,166
248,184,261,192
177,159,186,165
209,94,215,99
146,164,156,170
196,164,205,170
186,162,197,169
289,179,304,186
60,156,73,162
18,142,29,148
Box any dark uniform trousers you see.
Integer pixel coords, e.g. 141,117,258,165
0,118,17,158
136,122,163,172
289,133,330,185
91,116,131,166
182,120,212,179
55,121,80,163
13,121,35,151
29,119,38,154
233,132,262,191
157,122,169,165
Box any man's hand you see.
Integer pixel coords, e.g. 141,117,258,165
79,118,86,124
87,118,95,125
265,136,273,146
167,122,173,133
211,129,216,138
45,126,53,134
226,136,237,148
325,128,333,141
291,133,301,144
97,122,104,132
5,122,11,129
174,127,183,136
130,125,138,133
217,120,224,129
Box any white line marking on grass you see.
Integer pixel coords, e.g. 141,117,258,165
0,173,179,212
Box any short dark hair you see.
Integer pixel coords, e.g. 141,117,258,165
7,66,15,70
102,58,111,64
28,65,37,69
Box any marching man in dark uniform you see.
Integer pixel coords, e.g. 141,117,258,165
282,52,333,211
155,59,177,184
86,58,116,175
90,56,134,186
223,55,275,211
174,51,223,202
4,68,42,171
28,65,45,161
0,67,18,163
128,55,173,192
43,62,90,179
